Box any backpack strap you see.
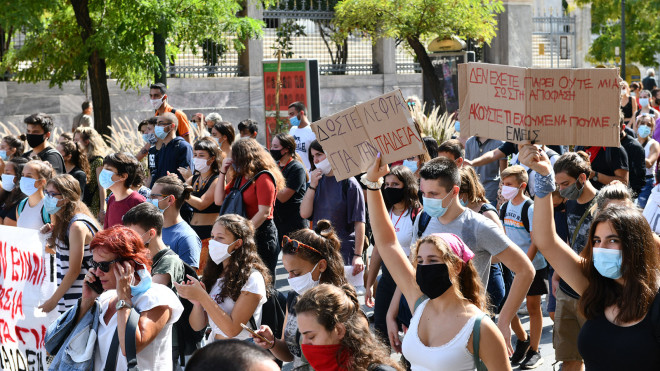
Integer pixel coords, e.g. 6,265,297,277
41,206,50,224
570,199,597,247
17,198,28,217
499,201,509,223
125,308,140,371
104,329,120,371
417,211,432,238
240,170,276,192
171,108,176,114
521,199,533,233
413,294,429,313
472,314,487,371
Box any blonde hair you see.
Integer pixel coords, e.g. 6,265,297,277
501,165,528,185
75,127,109,159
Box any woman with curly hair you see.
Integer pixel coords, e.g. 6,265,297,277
214,138,285,278
363,155,511,371
295,284,402,371
252,220,346,371
174,214,272,341
57,140,90,197
38,174,99,314
74,127,109,220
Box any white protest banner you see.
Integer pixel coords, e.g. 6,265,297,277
458,63,621,147
0,226,53,371
311,90,426,181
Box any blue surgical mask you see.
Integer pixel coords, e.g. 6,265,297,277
639,98,650,107
130,265,152,298
142,133,157,145
0,150,8,161
289,115,300,127
154,125,168,140
19,177,40,197
1,174,15,192
43,194,63,214
459,198,468,207
150,197,170,213
454,121,460,133
638,125,652,138
422,191,455,218
592,248,623,279
402,159,418,173
99,169,117,189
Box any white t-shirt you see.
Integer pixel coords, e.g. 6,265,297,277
17,197,46,230
208,271,267,340
94,284,183,371
289,126,316,171
643,184,660,233
391,209,415,257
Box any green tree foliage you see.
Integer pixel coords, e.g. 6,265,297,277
0,0,266,136
334,0,504,113
576,0,660,67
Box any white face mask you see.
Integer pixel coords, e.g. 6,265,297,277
501,185,520,200
287,262,320,295
150,97,164,110
315,158,332,175
1,174,15,192
209,239,236,265
193,158,211,173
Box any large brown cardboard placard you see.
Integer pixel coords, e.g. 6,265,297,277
311,90,426,181
458,63,621,147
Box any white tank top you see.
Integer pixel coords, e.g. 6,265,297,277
401,298,481,371
644,139,658,176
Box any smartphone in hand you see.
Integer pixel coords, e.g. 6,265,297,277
86,273,104,295
240,323,274,347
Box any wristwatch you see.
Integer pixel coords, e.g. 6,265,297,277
592,172,599,183
116,299,132,311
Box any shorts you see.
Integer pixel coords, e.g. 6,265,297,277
546,266,556,313
527,267,548,296
553,288,586,361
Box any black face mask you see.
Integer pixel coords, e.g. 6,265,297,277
416,263,453,299
270,149,284,162
383,187,405,205
26,133,45,148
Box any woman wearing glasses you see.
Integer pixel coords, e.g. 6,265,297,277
77,225,183,370
174,214,272,342
251,219,346,371
38,174,99,314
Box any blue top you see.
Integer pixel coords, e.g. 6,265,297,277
162,221,202,268
151,137,193,187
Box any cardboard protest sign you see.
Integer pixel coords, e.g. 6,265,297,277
0,226,55,371
458,63,621,147
311,90,426,181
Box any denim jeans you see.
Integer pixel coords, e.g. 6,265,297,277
373,264,397,346
487,264,505,314
637,176,655,209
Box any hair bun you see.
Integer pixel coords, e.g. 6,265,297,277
314,219,333,235
19,134,27,141
576,151,590,163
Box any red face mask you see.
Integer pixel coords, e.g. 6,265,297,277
301,343,350,371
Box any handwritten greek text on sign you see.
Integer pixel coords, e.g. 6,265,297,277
0,226,50,371
458,63,621,147
312,90,425,181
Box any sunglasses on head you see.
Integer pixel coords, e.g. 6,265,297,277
282,235,323,256
90,258,122,273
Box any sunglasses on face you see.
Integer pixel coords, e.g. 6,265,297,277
90,258,121,273
282,235,323,256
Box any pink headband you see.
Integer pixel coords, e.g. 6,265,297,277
430,233,475,263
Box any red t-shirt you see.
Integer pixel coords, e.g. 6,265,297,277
224,173,276,219
104,191,146,229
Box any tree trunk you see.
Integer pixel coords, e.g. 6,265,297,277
70,0,112,138
406,35,447,114
154,31,167,84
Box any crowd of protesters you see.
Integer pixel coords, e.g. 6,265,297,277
0,79,659,371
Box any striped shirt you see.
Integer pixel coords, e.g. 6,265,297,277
56,214,98,313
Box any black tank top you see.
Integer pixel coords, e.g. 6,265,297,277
191,173,221,214
577,291,660,370
621,96,633,119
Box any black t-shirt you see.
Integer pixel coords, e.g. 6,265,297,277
274,160,307,236
24,146,65,174
68,167,87,196
620,134,646,194
148,145,158,178
575,146,629,190
497,142,565,157
560,197,596,299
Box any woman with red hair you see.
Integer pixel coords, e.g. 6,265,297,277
81,225,183,370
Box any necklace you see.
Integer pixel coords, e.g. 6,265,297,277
390,209,405,228
194,173,214,192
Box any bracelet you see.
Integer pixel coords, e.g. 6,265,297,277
353,252,362,257
220,170,227,175
308,185,317,191
268,339,276,350
360,174,383,189
366,186,380,191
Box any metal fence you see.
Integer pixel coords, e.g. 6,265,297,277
396,41,421,74
167,38,242,78
263,1,374,75
532,14,576,68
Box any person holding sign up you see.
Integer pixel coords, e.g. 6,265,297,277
300,140,366,272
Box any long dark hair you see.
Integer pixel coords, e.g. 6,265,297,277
384,165,420,214
201,214,272,302
0,157,27,211
283,220,346,286
295,284,402,370
2,135,25,158
193,137,221,175
47,174,98,242
308,139,324,171
59,140,91,180
579,206,660,323
230,139,285,193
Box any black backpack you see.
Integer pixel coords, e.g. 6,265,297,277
249,287,286,340
499,199,533,233
220,171,276,217
152,249,205,365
